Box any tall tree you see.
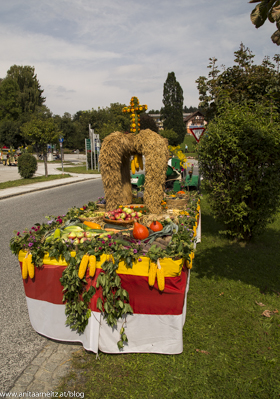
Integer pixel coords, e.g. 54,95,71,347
250,0,280,45
0,65,45,147
161,72,185,145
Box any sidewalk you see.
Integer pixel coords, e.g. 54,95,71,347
0,155,101,200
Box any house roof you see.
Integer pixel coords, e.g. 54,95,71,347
183,111,205,123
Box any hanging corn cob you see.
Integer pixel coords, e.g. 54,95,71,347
134,154,139,170
148,262,157,286
22,255,28,279
27,253,35,279
156,260,165,291
131,158,136,174
78,254,90,279
89,255,97,277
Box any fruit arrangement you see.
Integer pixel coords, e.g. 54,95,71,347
46,224,110,245
104,207,143,222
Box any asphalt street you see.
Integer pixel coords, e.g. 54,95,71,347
0,179,104,392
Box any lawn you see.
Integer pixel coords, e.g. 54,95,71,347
57,166,100,174
55,192,280,399
0,174,72,189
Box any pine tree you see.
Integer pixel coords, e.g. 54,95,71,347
161,72,185,145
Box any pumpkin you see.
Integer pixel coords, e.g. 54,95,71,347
83,221,101,229
177,191,186,195
149,220,163,232
132,221,149,240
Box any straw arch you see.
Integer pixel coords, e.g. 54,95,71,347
99,129,169,214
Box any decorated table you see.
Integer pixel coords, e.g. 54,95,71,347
10,97,201,355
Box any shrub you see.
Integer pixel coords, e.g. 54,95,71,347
18,153,38,179
159,129,179,146
198,103,280,240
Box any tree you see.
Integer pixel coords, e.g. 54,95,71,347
250,0,280,45
161,72,185,145
198,103,280,240
139,113,158,133
0,65,45,147
158,129,178,146
183,105,198,113
6,65,45,114
21,116,61,177
196,44,280,121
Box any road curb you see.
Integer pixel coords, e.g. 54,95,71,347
0,177,101,200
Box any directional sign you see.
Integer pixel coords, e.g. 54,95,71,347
59,137,64,143
85,139,91,150
189,125,206,143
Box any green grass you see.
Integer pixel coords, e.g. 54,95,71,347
181,135,198,155
0,174,72,189
55,192,280,398
57,166,100,174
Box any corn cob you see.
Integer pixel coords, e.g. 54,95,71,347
134,154,139,171
22,256,28,279
131,159,136,174
27,253,35,279
156,266,165,291
193,225,197,237
148,262,157,286
89,255,97,277
138,154,143,170
78,254,90,279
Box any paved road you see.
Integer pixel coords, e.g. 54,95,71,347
0,179,104,392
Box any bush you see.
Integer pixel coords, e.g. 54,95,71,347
198,104,280,240
158,129,179,146
18,153,38,179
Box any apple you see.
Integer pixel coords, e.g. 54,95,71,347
120,212,126,219
126,209,132,215
136,212,142,217
76,231,84,239
115,214,121,220
80,237,87,243
84,231,92,238
131,212,136,218
68,232,77,239
73,238,80,245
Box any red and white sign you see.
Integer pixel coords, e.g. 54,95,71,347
189,125,206,143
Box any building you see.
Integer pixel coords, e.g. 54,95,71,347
149,111,206,133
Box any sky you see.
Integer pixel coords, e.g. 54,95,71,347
1,0,279,117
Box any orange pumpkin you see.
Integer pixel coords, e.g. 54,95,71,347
133,221,149,240
149,220,163,232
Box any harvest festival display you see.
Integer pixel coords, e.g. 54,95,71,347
10,97,201,353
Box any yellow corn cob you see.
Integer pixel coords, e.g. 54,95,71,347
134,154,139,170
138,154,143,170
22,256,28,279
157,267,165,291
131,159,136,174
89,255,96,277
78,254,90,279
148,262,157,287
193,225,197,237
27,253,35,279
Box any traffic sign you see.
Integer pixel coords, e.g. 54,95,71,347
85,139,91,150
189,125,206,143
59,137,64,143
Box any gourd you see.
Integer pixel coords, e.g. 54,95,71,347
149,220,163,232
78,254,90,279
83,221,101,230
132,221,149,240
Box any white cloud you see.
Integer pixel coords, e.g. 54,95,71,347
0,0,279,115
